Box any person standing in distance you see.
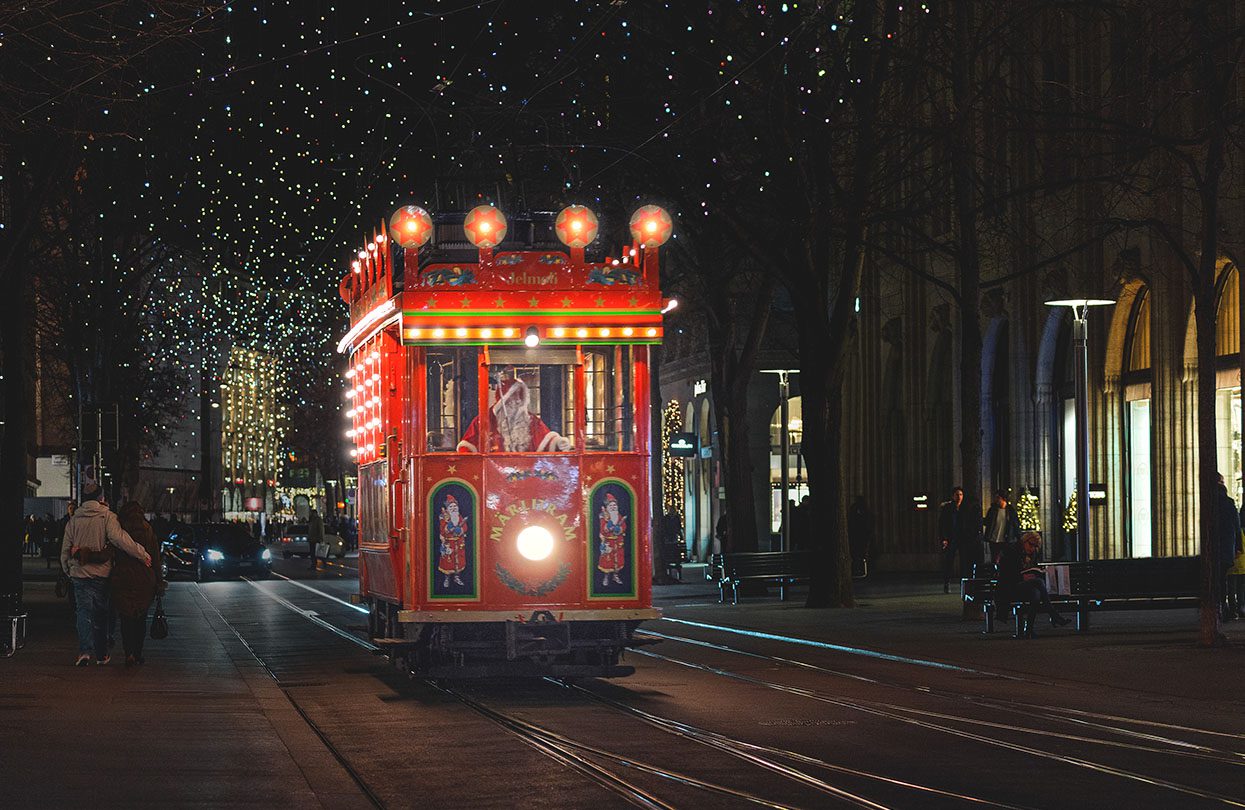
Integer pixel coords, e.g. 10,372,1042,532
937,487,967,594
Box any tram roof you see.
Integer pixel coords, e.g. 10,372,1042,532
340,213,666,353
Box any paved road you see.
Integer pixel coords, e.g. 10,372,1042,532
173,554,1245,809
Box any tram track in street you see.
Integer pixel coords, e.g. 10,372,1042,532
233,576,894,808
227,572,1245,809
192,583,387,810
231,579,876,806
232,575,1013,808
639,628,1245,766
239,575,1067,809
631,647,1245,808
547,678,1038,810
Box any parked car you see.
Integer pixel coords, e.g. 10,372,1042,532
162,523,272,582
274,523,345,559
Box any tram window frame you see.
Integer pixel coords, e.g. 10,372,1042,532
475,348,577,454
425,347,479,453
583,346,634,452
358,460,390,547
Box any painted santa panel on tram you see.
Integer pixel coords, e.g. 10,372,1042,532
589,480,637,599
428,480,479,600
457,360,574,453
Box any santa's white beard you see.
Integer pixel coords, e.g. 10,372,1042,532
496,396,533,451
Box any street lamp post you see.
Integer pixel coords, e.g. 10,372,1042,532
1045,298,1114,630
762,369,799,552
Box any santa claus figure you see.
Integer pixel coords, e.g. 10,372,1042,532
597,493,627,587
457,371,573,453
437,494,468,588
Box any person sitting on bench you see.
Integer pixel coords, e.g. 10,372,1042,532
998,531,1069,637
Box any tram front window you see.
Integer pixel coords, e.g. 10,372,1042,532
459,350,575,452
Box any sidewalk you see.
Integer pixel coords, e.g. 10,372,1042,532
0,581,372,809
652,571,1245,703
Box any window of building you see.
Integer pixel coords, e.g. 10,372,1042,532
769,397,808,533
1123,287,1153,557
1215,266,1243,504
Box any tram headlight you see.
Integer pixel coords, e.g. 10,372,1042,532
516,526,555,561
205,549,224,563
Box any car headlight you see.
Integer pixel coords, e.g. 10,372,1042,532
516,525,555,561
206,549,225,562
261,548,272,562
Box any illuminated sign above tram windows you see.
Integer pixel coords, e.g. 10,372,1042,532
668,433,698,457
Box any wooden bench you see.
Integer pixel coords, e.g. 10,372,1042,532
717,551,813,604
971,557,1202,636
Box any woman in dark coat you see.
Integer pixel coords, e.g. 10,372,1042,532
998,531,1069,637
114,501,164,666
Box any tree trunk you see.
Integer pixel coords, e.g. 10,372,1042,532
720,383,760,552
800,302,854,608
950,0,984,555
1190,0,1229,647
0,261,31,621
1193,284,1223,646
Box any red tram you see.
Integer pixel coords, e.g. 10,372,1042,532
338,203,673,677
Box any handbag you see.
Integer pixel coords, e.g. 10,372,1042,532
150,596,169,640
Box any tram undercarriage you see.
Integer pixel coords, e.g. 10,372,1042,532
367,600,657,678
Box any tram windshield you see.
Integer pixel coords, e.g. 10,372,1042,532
426,346,634,453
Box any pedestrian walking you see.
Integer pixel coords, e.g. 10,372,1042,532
60,485,151,666
308,507,325,569
937,487,967,593
981,490,1020,569
114,502,165,666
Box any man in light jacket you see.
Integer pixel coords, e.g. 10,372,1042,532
60,485,151,666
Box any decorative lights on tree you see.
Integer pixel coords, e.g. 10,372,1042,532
1062,489,1078,533
1016,490,1041,532
661,400,685,526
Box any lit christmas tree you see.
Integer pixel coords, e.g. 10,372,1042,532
660,401,686,528
1062,489,1078,533
1017,491,1041,531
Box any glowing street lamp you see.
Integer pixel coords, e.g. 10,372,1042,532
1045,297,1114,629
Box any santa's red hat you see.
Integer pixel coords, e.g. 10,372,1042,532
605,493,618,504
445,494,458,506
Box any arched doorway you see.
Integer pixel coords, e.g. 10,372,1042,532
1214,264,1242,505
768,397,807,536
683,402,697,557
1122,287,1154,557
